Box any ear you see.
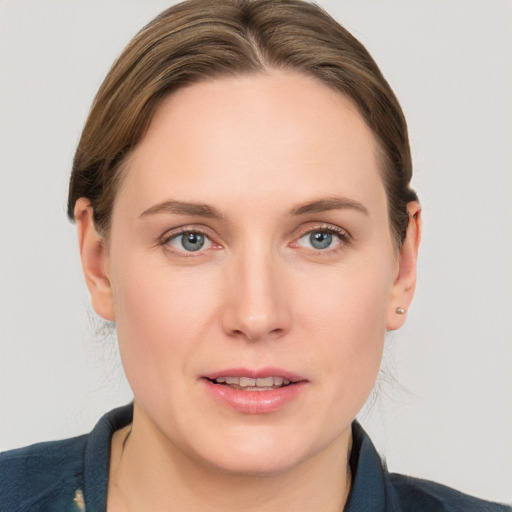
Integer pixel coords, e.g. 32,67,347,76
74,198,115,321
386,201,422,331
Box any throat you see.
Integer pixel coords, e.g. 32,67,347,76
107,404,353,512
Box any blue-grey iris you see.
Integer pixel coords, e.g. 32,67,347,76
182,232,205,251
310,231,332,249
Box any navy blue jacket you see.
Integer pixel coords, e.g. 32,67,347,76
1,404,509,511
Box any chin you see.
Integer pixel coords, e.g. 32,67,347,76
207,448,305,477
189,425,324,477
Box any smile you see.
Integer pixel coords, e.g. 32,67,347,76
209,376,292,390
202,368,307,414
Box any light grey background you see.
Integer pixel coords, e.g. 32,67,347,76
1,0,511,503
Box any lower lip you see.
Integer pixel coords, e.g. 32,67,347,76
202,379,308,414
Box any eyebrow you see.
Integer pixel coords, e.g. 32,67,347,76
139,200,224,219
289,196,369,216
139,196,368,220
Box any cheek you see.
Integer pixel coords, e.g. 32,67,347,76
299,256,393,400
300,252,393,340
109,253,221,396
109,234,395,429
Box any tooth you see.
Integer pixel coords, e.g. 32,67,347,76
214,375,293,388
256,377,274,387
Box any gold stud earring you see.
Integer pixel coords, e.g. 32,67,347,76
395,307,406,315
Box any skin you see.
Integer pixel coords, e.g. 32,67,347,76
75,70,421,512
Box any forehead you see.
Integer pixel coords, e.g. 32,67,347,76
117,70,386,217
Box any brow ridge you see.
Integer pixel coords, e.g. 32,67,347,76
140,196,367,219
289,196,368,216
139,200,224,219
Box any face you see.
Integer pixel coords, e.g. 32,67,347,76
83,71,416,476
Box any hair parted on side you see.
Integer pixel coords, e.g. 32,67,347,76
68,0,418,245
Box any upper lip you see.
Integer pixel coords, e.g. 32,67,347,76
203,367,307,383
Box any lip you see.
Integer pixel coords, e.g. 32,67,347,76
204,367,306,382
202,367,308,414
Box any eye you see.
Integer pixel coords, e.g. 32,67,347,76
306,231,334,250
295,227,347,251
167,231,213,252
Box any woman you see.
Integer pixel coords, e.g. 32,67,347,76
1,1,510,510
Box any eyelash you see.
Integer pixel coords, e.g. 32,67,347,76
291,224,351,252
159,224,351,256
160,227,219,257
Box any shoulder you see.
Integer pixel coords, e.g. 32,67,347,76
0,404,133,512
348,421,510,512
0,434,87,512
388,473,511,512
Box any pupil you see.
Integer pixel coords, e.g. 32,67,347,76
183,232,204,251
310,231,332,249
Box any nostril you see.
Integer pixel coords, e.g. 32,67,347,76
229,327,284,342
269,328,284,339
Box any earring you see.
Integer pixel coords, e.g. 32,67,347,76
395,307,406,315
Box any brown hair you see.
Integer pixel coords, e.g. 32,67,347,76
68,0,417,245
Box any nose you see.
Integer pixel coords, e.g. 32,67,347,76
220,245,292,342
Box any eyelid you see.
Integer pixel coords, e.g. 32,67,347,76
290,223,352,250
159,225,221,255
294,223,351,241
157,222,350,255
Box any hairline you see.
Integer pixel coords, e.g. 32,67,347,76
94,68,398,247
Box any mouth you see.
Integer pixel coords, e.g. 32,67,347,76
206,375,294,391
202,370,308,413
202,369,308,413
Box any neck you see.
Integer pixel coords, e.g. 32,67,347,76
107,406,353,512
